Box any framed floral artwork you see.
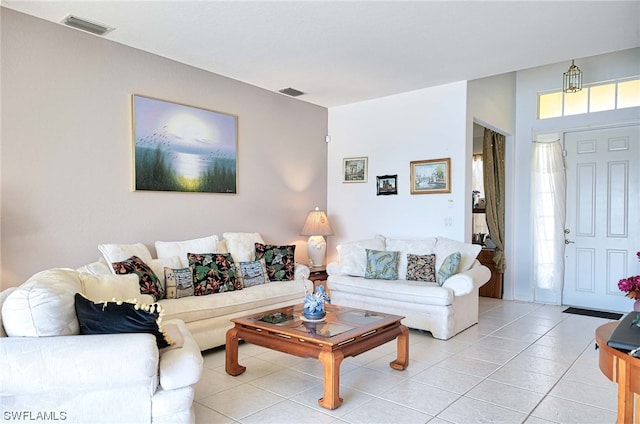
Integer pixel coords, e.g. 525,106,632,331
410,158,451,194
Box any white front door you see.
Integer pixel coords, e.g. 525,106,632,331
562,125,639,312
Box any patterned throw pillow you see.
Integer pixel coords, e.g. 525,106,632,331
188,253,242,296
164,267,195,299
111,255,164,301
236,259,269,288
364,249,400,280
74,293,173,348
436,251,461,286
406,254,436,282
254,244,296,281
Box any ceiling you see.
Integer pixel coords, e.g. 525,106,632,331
2,1,639,107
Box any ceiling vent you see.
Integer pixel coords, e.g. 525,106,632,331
61,15,114,36
279,88,305,97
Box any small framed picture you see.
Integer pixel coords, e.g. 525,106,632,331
410,158,451,194
376,175,398,195
343,157,368,183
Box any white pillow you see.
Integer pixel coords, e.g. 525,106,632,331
336,235,386,277
435,237,481,272
80,273,141,302
155,235,219,268
2,269,81,337
223,232,265,263
385,237,437,279
98,242,154,274
76,257,112,275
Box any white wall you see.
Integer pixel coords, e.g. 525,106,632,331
1,10,328,288
512,48,640,303
327,82,469,262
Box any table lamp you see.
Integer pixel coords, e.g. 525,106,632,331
300,207,334,268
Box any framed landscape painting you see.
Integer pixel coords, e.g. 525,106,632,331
132,95,237,193
343,157,368,183
410,158,451,194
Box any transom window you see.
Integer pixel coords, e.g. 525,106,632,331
538,78,640,119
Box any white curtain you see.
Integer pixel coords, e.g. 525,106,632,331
472,155,489,235
531,140,566,290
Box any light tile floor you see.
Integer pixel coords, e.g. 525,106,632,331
194,298,620,424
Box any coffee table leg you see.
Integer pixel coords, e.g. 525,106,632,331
390,325,409,370
318,350,344,410
225,327,246,376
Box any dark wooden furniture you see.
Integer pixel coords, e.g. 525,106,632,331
309,266,328,291
225,304,409,410
595,322,640,424
477,248,503,299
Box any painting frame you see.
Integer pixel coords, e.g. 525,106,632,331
132,94,238,194
343,157,368,183
410,158,451,194
376,174,398,195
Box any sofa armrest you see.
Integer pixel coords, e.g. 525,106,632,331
0,333,159,395
326,262,341,276
295,263,310,280
158,319,203,390
442,260,491,296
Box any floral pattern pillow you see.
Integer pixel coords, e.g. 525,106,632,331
436,251,461,286
188,253,242,296
406,254,436,282
254,243,296,281
111,255,164,301
364,249,399,280
164,267,195,299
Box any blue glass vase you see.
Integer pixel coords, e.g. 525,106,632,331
302,308,326,320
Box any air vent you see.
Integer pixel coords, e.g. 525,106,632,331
61,15,114,36
279,88,305,97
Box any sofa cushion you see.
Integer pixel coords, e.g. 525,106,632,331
236,259,269,287
74,293,173,348
406,254,436,282
437,252,461,286
364,249,399,280
155,235,219,268
222,232,265,262
2,268,81,337
164,267,195,299
188,253,242,295
435,237,481,272
384,237,437,279
80,273,142,302
336,235,386,277
255,244,296,281
327,274,453,306
112,256,165,301
158,319,203,391
98,242,154,273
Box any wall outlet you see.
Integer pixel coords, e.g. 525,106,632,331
444,216,453,227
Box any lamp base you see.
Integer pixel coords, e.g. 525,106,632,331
306,235,327,268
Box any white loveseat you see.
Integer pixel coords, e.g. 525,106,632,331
327,235,491,340
0,269,203,424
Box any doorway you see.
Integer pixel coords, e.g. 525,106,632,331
562,125,639,312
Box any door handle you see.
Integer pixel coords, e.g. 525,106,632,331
565,239,574,244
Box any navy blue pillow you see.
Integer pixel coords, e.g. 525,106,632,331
74,293,171,348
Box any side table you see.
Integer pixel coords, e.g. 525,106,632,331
308,266,328,292
595,322,640,424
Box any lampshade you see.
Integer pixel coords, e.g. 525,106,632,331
563,59,582,93
300,207,334,237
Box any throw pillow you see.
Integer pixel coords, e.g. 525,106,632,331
434,237,481,273
406,254,436,282
164,267,195,299
98,242,154,274
236,259,269,288
74,293,173,348
364,249,400,280
188,252,242,295
436,251,461,286
111,256,165,301
223,232,265,262
385,237,436,280
79,273,142,302
336,235,386,277
155,235,219,268
254,243,296,281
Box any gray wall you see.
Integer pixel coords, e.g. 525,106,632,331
1,9,328,288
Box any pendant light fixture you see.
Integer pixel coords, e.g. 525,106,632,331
563,60,583,93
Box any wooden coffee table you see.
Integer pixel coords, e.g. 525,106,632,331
225,304,409,410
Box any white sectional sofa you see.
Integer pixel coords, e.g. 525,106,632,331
327,235,491,340
0,232,313,423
